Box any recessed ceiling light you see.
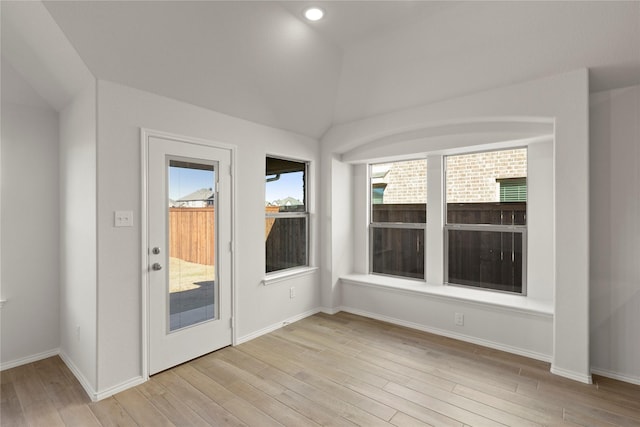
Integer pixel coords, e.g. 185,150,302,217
304,7,325,22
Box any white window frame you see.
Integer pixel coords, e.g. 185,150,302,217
368,159,427,281
265,156,310,275
443,148,528,295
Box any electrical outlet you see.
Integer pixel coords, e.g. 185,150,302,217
290,287,295,299
454,312,464,326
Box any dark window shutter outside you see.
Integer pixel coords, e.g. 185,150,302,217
499,178,527,202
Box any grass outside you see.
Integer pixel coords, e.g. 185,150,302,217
169,257,215,293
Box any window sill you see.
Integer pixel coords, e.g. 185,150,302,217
263,267,319,286
340,274,553,317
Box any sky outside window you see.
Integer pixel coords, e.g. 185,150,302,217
169,166,214,200
265,171,304,205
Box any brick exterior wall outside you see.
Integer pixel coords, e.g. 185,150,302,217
376,159,427,203
374,149,526,204
446,149,527,203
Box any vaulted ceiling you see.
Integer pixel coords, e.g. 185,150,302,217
3,1,639,138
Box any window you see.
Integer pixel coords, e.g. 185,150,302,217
498,178,527,202
445,148,527,294
265,157,308,273
369,159,426,279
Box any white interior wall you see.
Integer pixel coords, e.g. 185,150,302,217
58,81,98,392
321,157,353,311
95,80,320,395
0,63,60,368
590,85,640,384
322,70,590,382
340,282,553,361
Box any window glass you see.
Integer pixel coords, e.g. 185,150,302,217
371,160,427,223
370,159,426,280
266,157,305,213
265,217,307,273
446,148,527,225
371,227,425,279
265,157,308,273
447,230,523,293
444,148,527,294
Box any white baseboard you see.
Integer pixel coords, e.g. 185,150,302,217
338,306,553,363
0,348,60,371
236,308,321,345
591,367,640,386
59,351,146,401
58,351,99,401
550,364,593,384
95,376,146,401
319,306,342,315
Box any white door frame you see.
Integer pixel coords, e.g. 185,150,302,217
140,128,237,380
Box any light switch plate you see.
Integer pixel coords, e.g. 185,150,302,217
114,211,133,227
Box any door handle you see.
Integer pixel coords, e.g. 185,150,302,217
152,263,163,271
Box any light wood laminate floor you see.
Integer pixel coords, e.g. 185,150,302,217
2,312,640,426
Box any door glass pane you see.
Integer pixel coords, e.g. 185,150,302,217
168,160,217,331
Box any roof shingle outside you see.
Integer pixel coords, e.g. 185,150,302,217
177,188,214,201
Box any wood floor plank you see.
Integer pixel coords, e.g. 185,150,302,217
35,358,92,411
88,397,139,427
214,346,271,375
516,379,640,426
293,369,398,421
351,337,532,393
274,388,358,427
3,313,639,427
153,369,247,426
57,405,102,427
383,381,507,427
305,348,406,388
196,354,288,397
1,382,28,427
254,365,392,427
343,377,464,427
225,380,323,427
10,364,66,427
176,364,285,427
137,379,211,427
452,383,567,426
562,408,621,427
113,387,174,427
389,411,435,427
402,379,543,427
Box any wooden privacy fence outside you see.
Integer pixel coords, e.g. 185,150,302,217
371,202,526,287
170,205,306,271
169,207,215,265
265,206,307,273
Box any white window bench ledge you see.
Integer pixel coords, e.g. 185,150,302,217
263,267,319,286
340,274,553,317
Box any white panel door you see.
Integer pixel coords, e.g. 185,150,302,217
147,135,231,375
